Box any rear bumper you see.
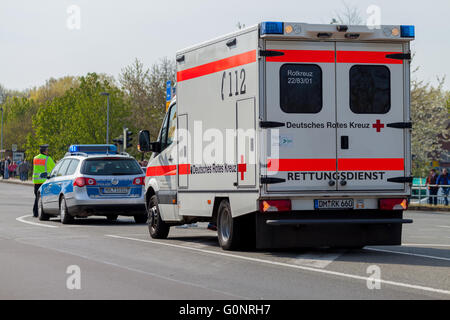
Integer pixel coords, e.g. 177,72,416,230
69,204,146,216
256,210,411,249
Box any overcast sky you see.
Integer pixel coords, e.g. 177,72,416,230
1,0,449,91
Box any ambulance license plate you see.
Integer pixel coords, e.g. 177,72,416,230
314,199,354,210
103,187,129,194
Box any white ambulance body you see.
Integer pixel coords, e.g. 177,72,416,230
139,22,415,250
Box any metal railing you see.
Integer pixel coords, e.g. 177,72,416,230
411,184,450,206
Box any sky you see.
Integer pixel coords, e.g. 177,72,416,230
1,0,449,91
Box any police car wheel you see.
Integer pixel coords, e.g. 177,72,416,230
38,196,50,221
217,200,242,251
59,197,73,225
148,195,169,239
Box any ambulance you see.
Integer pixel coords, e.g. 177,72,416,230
138,22,415,250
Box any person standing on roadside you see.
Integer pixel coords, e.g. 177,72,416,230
4,156,11,179
19,160,30,181
32,145,55,218
426,169,439,206
437,168,449,206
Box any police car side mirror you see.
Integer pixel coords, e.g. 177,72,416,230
138,130,151,152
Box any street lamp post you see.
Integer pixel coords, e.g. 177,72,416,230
101,92,110,144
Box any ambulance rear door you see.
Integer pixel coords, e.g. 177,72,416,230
335,42,409,191
264,40,337,193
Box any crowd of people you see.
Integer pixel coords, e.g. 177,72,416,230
426,168,450,206
0,157,31,181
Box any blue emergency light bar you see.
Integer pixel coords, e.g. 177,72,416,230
68,144,117,154
400,25,415,38
261,22,284,35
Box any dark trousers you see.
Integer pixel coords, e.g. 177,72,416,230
429,188,438,205
33,184,42,217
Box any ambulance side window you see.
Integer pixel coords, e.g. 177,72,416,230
350,65,391,114
279,64,323,114
159,104,177,152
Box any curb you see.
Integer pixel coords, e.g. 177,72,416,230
408,205,450,213
0,179,34,187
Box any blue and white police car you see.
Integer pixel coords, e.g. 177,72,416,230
37,145,147,224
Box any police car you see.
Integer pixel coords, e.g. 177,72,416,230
37,145,147,224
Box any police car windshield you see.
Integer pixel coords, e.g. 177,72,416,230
81,158,142,176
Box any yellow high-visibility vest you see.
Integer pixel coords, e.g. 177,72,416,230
32,154,56,184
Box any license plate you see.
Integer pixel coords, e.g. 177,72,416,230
314,199,354,210
102,187,129,194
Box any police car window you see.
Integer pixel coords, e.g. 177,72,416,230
350,65,391,114
280,64,323,114
66,159,80,176
57,159,71,177
81,158,142,176
50,161,63,178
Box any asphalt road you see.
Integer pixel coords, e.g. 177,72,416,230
0,181,449,300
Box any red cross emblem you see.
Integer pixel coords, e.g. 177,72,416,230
372,120,385,133
238,155,247,180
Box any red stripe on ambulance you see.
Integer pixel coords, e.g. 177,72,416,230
177,50,257,82
336,51,404,64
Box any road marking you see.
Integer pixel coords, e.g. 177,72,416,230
437,225,450,229
289,252,343,269
403,243,450,248
16,215,59,228
105,234,450,296
365,248,450,262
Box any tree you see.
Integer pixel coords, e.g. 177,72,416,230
119,57,176,142
411,74,449,177
26,73,130,160
331,1,363,25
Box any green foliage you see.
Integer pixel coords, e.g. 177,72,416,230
26,73,130,161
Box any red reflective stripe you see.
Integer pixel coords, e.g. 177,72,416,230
336,51,403,64
178,164,191,175
268,159,337,172
34,159,46,166
146,165,177,177
338,158,405,171
266,50,335,63
177,50,257,82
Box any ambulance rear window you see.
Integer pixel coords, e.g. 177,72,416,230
279,64,323,114
350,65,391,114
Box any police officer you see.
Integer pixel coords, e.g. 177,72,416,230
32,145,56,218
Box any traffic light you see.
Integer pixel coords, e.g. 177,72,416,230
113,135,123,150
123,128,133,151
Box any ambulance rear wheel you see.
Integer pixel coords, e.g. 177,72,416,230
148,195,169,239
217,200,242,251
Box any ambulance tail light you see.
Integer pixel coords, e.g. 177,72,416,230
400,25,415,38
133,177,145,185
379,198,408,211
261,22,284,35
259,200,292,213
73,177,96,188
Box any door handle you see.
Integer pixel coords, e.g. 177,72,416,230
329,180,336,187
341,136,349,150
340,180,347,186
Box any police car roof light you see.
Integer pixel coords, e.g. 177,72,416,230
400,25,415,38
68,144,118,155
261,22,284,35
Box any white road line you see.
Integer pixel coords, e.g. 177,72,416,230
365,248,450,262
403,243,450,248
16,215,59,228
437,225,450,229
289,252,343,269
105,234,450,296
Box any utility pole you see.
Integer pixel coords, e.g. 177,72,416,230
101,92,110,144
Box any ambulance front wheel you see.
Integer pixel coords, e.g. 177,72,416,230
217,200,243,251
148,195,170,239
